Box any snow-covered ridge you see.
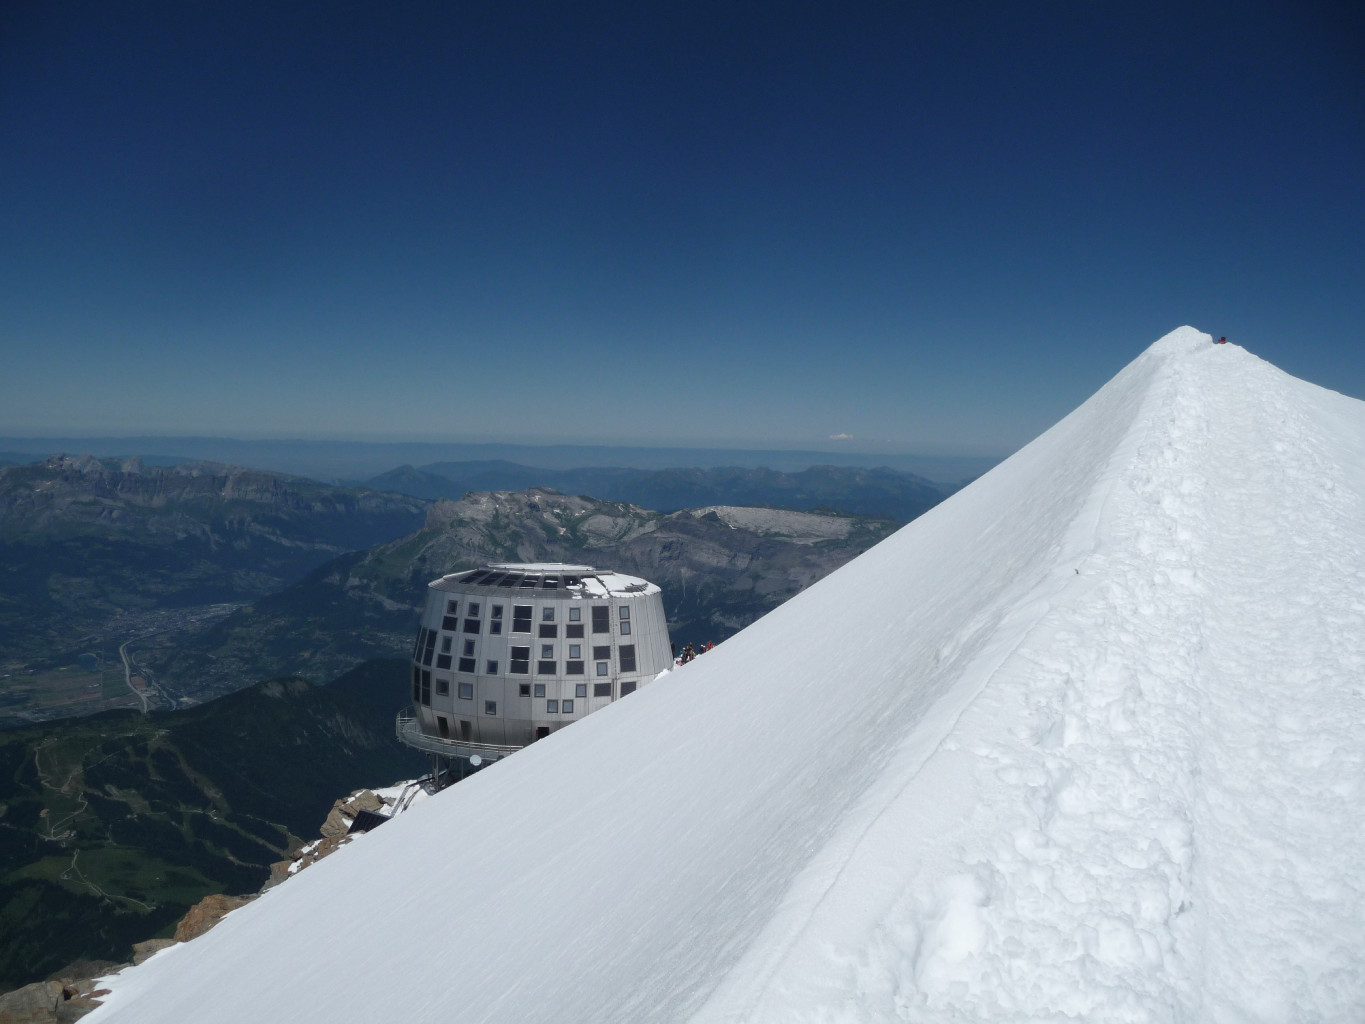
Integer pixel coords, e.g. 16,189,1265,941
87,328,1365,1023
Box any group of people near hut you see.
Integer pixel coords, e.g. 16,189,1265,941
674,641,713,665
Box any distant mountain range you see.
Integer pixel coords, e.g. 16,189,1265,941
0,438,999,485
142,488,905,703
366,460,950,521
0,456,427,725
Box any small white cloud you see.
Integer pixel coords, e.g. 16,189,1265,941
829,433,854,441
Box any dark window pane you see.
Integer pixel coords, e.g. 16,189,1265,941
510,646,530,674
491,605,503,619
458,658,476,673
484,701,497,716
446,600,458,615
519,577,538,588
436,654,452,670
468,603,480,616
542,577,558,589
464,640,475,656
566,661,584,675
592,646,611,660
486,660,499,675
464,619,480,634
620,681,637,696
539,623,557,638
537,660,556,675
619,645,637,672
566,624,584,638
593,682,612,698
498,575,520,588
490,620,503,635
442,615,458,631
512,606,533,632
436,678,449,696
592,606,610,633
518,683,530,697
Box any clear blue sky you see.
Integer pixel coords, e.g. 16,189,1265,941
2,1,1361,458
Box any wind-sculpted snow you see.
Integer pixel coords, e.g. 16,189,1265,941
87,328,1365,1023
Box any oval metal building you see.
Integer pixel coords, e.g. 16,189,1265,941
397,562,671,770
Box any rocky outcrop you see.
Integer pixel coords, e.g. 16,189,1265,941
0,981,63,1024
173,893,258,943
319,789,384,838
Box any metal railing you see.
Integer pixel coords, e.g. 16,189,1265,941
395,707,525,762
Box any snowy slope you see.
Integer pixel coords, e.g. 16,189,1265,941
88,328,1365,1023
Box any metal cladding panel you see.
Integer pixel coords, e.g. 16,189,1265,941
405,564,673,755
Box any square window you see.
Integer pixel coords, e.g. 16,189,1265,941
485,660,499,675
534,683,546,698
436,677,449,696
620,620,631,635
468,602,480,617
619,606,630,620
490,620,503,635
464,639,475,656
575,683,587,698
458,682,473,700
519,683,530,697
596,662,609,676
594,682,612,697
436,654,452,670
484,700,497,716
441,636,453,653
442,615,458,631
463,618,480,634
539,623,557,638
592,606,610,633
568,606,581,622
568,644,581,658
546,699,558,713
541,644,554,659
566,661,584,675
593,645,611,660
565,623,584,638
446,600,458,615
562,699,574,713
620,681,637,696
537,660,556,674
458,657,476,673
619,645,637,673
491,605,503,619
542,607,555,621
